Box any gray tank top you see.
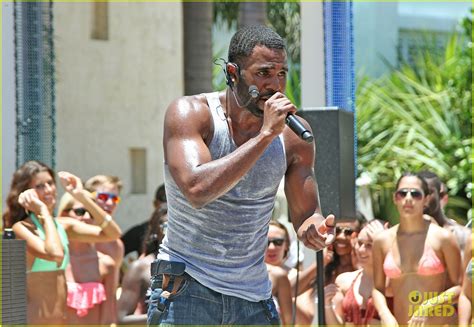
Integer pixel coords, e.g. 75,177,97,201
158,92,287,301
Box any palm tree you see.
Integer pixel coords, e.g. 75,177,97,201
183,2,213,95
238,2,267,27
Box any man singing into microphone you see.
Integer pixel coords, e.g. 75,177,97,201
148,24,335,325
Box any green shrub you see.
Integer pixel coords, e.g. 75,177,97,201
357,12,472,224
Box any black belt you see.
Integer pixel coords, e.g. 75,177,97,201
150,259,193,296
151,259,186,277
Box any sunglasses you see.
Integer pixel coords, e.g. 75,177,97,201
94,192,121,204
268,238,285,247
395,188,424,201
336,226,354,236
70,207,89,216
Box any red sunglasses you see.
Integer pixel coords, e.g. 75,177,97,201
93,191,121,204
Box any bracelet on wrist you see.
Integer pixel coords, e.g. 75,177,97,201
36,214,52,220
100,214,112,229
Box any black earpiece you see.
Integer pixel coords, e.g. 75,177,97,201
225,62,239,89
213,58,240,90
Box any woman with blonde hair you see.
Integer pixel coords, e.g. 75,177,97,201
58,193,117,325
3,161,121,325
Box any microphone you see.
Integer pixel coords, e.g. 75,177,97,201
232,85,260,108
286,114,314,143
248,85,314,143
249,85,259,99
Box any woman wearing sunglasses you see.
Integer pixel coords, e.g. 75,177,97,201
324,223,358,285
264,220,293,325
324,220,386,326
3,161,121,325
372,172,461,326
85,174,125,310
294,222,358,324
58,192,116,325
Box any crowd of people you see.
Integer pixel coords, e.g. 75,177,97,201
3,161,471,326
3,24,472,326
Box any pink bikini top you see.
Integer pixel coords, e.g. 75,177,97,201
67,282,107,317
383,244,445,279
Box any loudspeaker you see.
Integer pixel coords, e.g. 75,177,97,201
2,239,27,324
298,108,355,220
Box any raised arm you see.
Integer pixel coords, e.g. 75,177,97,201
13,189,64,264
165,92,295,208
57,171,121,242
283,125,335,250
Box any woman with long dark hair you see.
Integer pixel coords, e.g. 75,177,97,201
372,172,461,326
3,161,121,325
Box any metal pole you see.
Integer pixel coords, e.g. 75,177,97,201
316,250,325,325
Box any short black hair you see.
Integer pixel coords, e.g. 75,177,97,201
418,170,441,194
155,184,166,203
228,25,286,66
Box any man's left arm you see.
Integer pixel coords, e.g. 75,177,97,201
283,124,335,251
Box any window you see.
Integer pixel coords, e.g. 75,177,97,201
91,2,108,40
130,148,147,194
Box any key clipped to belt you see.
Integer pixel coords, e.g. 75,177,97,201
149,260,186,323
151,260,186,298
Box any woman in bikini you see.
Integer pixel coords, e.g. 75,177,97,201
58,192,116,325
372,172,461,326
323,220,386,326
264,220,293,325
3,161,121,325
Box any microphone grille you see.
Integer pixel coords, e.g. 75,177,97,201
248,85,259,98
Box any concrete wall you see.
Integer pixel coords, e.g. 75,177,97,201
2,2,16,214
301,1,326,108
54,3,183,231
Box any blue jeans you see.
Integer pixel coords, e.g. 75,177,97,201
147,274,280,325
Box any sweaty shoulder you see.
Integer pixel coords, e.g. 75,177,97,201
164,94,213,140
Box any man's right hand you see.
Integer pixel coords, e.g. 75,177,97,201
260,92,296,138
298,214,336,251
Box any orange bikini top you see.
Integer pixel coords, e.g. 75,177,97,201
383,244,445,279
342,270,379,325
